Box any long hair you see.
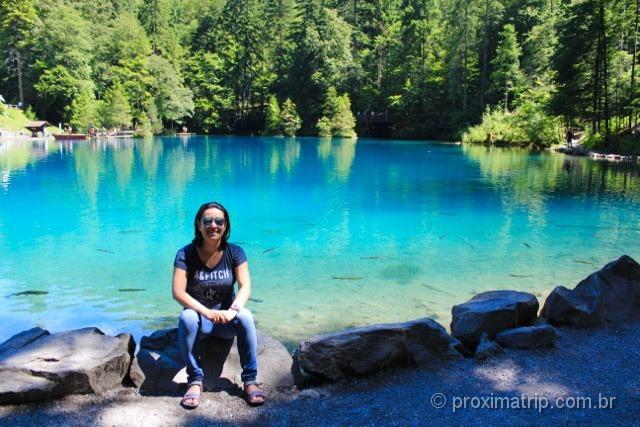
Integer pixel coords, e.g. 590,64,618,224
192,201,231,248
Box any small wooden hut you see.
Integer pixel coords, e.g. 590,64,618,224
25,121,51,137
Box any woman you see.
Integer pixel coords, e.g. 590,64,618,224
172,201,266,408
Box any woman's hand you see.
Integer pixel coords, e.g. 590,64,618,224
221,309,237,323
205,309,227,324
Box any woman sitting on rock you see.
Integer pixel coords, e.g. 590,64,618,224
172,201,266,408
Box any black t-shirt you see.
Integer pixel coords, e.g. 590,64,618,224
174,242,247,309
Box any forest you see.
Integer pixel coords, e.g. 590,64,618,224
0,0,638,149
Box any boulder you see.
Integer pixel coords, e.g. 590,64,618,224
296,318,459,382
474,333,503,360
0,327,135,404
495,325,557,349
0,327,50,357
541,286,598,327
573,255,640,322
451,290,539,349
136,328,294,394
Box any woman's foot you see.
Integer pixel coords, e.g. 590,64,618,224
181,383,201,409
244,383,266,406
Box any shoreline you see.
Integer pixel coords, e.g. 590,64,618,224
1,317,638,426
1,256,639,425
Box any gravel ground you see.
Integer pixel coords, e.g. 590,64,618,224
1,318,639,426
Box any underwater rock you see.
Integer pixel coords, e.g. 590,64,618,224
6,290,48,297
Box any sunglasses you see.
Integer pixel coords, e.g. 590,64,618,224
201,216,226,227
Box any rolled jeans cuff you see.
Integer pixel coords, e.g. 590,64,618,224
187,380,203,388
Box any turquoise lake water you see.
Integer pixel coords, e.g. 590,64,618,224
1,136,639,347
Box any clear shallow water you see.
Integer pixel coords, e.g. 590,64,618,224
1,136,639,348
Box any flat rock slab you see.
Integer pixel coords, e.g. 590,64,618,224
451,290,539,350
495,325,557,349
296,317,459,382
0,327,134,404
136,328,294,394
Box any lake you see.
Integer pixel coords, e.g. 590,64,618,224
1,136,639,347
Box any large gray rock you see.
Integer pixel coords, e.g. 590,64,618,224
573,255,640,322
541,286,598,327
0,327,135,404
451,290,539,349
0,327,50,357
136,328,294,394
495,325,557,349
296,318,459,382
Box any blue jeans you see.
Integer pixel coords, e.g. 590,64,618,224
178,308,258,387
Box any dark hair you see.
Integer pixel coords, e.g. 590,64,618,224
192,201,231,248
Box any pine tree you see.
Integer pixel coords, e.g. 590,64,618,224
489,24,523,111
280,98,301,136
102,82,132,130
0,0,38,106
286,0,354,133
264,95,282,135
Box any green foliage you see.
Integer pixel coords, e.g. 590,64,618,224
321,87,356,138
264,95,281,135
0,0,638,149
316,116,332,137
463,80,563,147
489,24,523,109
286,1,354,133
280,98,301,136
182,50,232,132
0,0,38,105
68,89,102,132
33,65,83,120
101,82,132,129
108,12,152,63
148,55,193,124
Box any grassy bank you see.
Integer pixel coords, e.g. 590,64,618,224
0,107,57,135
461,108,564,148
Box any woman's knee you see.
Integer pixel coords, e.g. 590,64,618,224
234,308,255,327
179,309,200,330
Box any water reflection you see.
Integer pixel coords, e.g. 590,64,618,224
138,137,163,179
73,143,105,204
2,137,640,344
0,140,60,190
317,137,357,182
264,137,300,177
463,144,640,207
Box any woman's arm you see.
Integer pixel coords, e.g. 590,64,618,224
172,267,226,323
233,261,252,308
221,261,252,322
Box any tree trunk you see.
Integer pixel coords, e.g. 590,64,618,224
479,0,491,109
16,50,24,107
629,0,639,132
593,32,600,134
462,0,469,121
601,0,610,143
